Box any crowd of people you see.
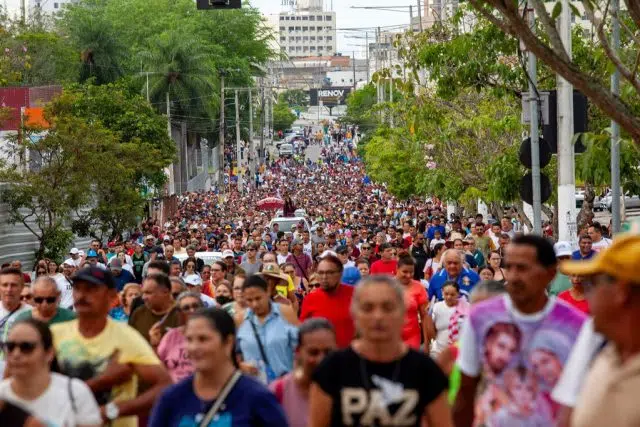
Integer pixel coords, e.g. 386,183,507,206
0,125,637,427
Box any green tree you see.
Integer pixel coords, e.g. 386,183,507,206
0,113,119,259
273,99,297,133
340,83,379,135
279,89,309,109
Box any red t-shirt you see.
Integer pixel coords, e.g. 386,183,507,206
401,280,428,349
370,259,398,276
558,290,590,314
300,284,355,348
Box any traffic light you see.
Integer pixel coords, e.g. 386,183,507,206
196,0,241,10
518,137,552,205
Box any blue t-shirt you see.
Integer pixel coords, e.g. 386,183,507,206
149,374,288,427
428,268,480,301
113,269,136,292
571,249,596,260
426,225,446,241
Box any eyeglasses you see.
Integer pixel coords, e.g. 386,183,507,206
179,303,201,312
33,296,57,305
1,341,38,355
361,246,371,250
20,295,32,301
316,271,340,276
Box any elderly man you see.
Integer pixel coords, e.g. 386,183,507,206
15,276,76,325
429,248,480,301
560,235,640,427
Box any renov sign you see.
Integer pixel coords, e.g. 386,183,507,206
309,87,352,107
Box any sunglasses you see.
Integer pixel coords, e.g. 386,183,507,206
33,296,57,305
361,246,371,250
1,341,39,354
179,304,201,312
309,283,321,288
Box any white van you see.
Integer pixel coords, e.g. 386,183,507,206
279,143,294,157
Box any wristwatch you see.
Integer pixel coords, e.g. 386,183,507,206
105,402,120,421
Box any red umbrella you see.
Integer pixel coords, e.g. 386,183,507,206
256,197,284,211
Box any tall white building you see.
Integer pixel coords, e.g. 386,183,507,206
29,0,77,14
275,0,337,58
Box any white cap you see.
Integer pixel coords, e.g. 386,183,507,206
69,248,79,255
222,250,234,258
163,235,172,242
554,241,573,258
184,274,202,287
319,250,338,259
63,259,76,267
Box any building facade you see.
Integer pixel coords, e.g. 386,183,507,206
275,0,337,58
29,0,77,14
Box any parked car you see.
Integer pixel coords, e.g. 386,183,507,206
600,191,640,211
269,216,311,234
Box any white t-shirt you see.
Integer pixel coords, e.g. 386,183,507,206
431,301,456,356
53,273,74,309
591,238,612,252
0,372,101,427
0,303,31,344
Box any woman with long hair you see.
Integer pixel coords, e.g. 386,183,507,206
223,274,247,318
270,318,337,427
424,242,446,280
236,275,299,384
157,292,204,383
149,308,287,426
309,275,453,427
0,318,101,426
46,261,58,276
488,251,506,282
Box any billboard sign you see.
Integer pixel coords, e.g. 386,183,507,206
309,87,351,107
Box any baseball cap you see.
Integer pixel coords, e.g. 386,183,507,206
145,234,155,241
341,266,361,286
109,258,123,271
86,249,98,258
163,235,172,242
184,274,202,287
319,250,338,259
72,266,115,289
560,234,640,283
554,241,573,258
222,249,234,258
63,259,76,267
69,248,79,255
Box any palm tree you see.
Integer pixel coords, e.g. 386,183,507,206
67,14,125,85
138,32,219,128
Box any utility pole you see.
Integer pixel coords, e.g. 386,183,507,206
249,88,255,185
410,5,414,31
365,32,370,82
260,82,265,166
352,51,357,91
376,27,381,111
218,73,226,190
558,0,577,244
527,7,542,234
166,92,171,139
20,0,25,26
417,0,423,32
611,0,621,233
146,73,150,103
235,90,243,193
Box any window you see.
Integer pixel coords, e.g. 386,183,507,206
289,47,295,52
303,26,308,31
327,36,333,41
327,46,332,51
309,26,315,31
318,36,323,40
310,46,316,50
317,15,323,20
309,16,315,21
280,16,284,20
326,15,332,21
288,27,294,31
54,2,59,8
303,36,309,41
303,46,309,51
302,16,308,20
289,36,295,41
280,36,286,42
310,36,316,41
280,27,285,31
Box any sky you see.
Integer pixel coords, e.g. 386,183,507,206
2,0,412,59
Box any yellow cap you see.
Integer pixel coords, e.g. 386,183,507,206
560,234,640,283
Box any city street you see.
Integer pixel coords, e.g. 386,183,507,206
0,0,638,426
